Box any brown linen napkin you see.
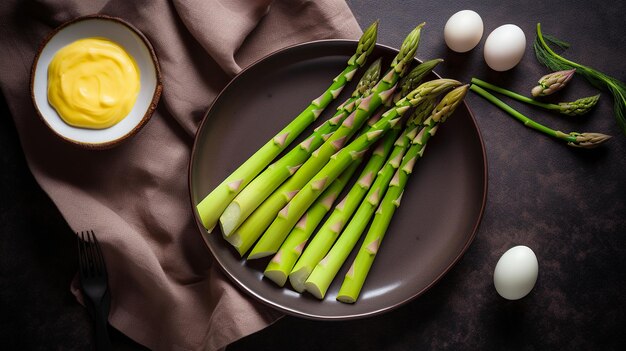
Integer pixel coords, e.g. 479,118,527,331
0,0,361,349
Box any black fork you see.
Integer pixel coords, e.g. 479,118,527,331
78,230,112,351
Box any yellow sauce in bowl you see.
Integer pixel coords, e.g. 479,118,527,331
47,37,140,129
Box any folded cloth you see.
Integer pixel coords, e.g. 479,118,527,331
0,0,360,349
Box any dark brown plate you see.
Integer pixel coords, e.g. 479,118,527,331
189,40,487,320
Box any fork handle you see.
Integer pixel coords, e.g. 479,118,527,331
94,312,112,351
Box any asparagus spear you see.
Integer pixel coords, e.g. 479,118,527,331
472,78,599,116
219,59,382,236
470,84,611,148
289,99,435,292
250,79,461,260
264,160,361,287
531,69,576,97
228,24,426,256
196,22,379,232
336,85,469,303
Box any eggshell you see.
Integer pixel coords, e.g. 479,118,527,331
483,24,526,71
493,245,538,300
444,10,484,53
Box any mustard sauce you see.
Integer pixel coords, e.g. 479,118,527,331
47,37,140,129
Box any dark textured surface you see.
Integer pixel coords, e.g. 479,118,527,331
1,0,625,350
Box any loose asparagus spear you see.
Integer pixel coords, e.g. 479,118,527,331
289,99,435,292
250,79,461,260
219,59,383,236
264,160,361,287
531,69,576,97
196,22,379,232
534,23,626,135
228,24,426,256
472,78,599,116
336,85,469,303
470,84,611,148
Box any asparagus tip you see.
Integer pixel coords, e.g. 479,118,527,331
567,132,612,149
558,93,601,116
363,20,379,34
531,68,577,97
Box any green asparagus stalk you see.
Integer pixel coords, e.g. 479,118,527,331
225,109,381,255
219,59,383,237
264,161,361,287
196,22,379,232
265,124,404,288
470,84,611,148
472,78,600,116
250,79,461,261
247,58,441,261
228,24,426,256
303,89,460,300
531,69,576,97
336,85,469,303
301,126,419,298
289,99,435,292
284,61,442,289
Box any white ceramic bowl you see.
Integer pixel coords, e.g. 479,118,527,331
31,15,162,149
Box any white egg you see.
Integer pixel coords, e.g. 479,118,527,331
493,245,538,300
483,24,526,71
444,10,484,53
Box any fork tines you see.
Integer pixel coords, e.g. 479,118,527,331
77,230,112,350
77,230,108,279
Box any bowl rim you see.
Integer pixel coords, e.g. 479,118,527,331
29,14,163,150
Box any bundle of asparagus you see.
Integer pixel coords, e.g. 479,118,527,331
336,85,469,303
196,22,379,233
304,85,467,299
268,59,444,289
195,21,469,303
229,24,425,257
